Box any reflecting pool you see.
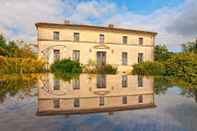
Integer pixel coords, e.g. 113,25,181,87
0,74,197,131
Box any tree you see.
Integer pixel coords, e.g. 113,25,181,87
0,34,7,49
182,40,197,53
154,44,172,61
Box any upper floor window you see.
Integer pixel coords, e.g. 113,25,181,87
139,37,143,45
122,52,128,65
122,36,128,44
138,53,143,63
99,34,104,43
72,50,80,61
74,32,80,42
53,31,59,40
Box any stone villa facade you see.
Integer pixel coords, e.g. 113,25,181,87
35,21,157,72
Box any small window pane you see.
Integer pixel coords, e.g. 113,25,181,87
99,34,104,43
139,37,143,45
122,75,128,88
122,36,128,44
53,32,59,40
74,32,80,42
122,52,128,65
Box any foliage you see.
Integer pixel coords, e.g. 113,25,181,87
83,59,97,73
51,59,82,74
97,64,117,74
164,53,197,83
0,56,46,74
182,40,197,53
132,61,165,75
154,44,173,61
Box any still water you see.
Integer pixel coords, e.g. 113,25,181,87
0,74,197,131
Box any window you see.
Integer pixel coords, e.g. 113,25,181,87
122,36,128,44
122,75,128,88
53,80,60,90
99,96,105,106
138,53,143,63
138,76,143,87
122,96,127,104
72,79,80,90
122,52,128,65
74,32,80,42
139,37,143,45
53,32,59,40
74,98,80,107
99,34,104,43
138,95,143,103
72,50,80,61
97,75,106,88
53,49,60,61
53,98,60,108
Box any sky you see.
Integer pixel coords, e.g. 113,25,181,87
0,0,197,51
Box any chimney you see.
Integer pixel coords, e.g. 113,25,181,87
108,24,114,28
64,20,70,24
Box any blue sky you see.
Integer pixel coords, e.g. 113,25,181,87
112,0,184,14
0,0,196,51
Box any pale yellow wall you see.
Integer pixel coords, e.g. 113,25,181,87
37,27,155,46
37,25,155,72
38,74,154,112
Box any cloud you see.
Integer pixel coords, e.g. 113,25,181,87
166,0,197,37
0,0,196,51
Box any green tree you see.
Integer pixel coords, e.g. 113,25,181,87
182,40,197,53
154,44,172,61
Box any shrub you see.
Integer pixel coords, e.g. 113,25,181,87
50,59,82,74
132,61,165,75
97,64,117,74
164,53,197,82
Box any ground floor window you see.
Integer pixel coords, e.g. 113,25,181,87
138,95,143,103
53,49,60,61
99,96,105,106
53,98,60,108
97,75,106,88
122,52,128,65
122,75,128,88
72,79,80,90
72,50,80,61
138,53,143,63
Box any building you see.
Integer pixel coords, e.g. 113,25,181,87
35,21,157,72
37,74,155,115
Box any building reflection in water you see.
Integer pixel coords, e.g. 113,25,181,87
37,74,155,116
